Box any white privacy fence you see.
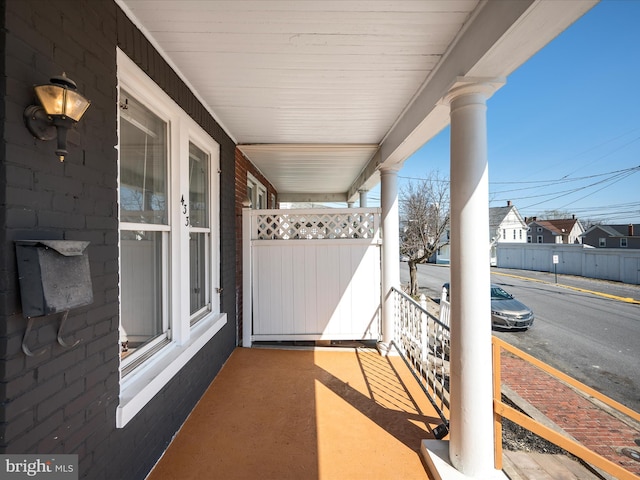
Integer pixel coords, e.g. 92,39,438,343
243,208,382,347
496,243,640,284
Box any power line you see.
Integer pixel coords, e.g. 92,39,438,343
401,165,640,187
518,168,638,210
489,166,640,195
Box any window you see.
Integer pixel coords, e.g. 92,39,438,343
247,173,267,209
513,230,516,240
621,238,628,248
116,50,225,427
537,227,542,233
527,236,532,243
189,143,211,323
119,93,170,359
599,237,606,247
502,229,506,239
537,235,543,243
519,230,523,240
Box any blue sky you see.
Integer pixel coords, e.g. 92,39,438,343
374,0,640,225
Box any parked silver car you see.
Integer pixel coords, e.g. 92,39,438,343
442,283,534,330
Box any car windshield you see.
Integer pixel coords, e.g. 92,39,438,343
491,286,513,300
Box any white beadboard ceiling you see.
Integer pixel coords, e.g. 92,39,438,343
117,0,597,203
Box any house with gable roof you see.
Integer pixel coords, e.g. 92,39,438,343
490,201,528,244
489,201,527,265
582,223,640,249
527,217,585,244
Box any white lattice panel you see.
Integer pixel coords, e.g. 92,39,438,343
255,209,379,240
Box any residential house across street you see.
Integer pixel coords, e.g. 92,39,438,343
582,223,640,249
526,217,585,244
489,201,527,266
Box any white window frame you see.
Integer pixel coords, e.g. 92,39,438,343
620,238,628,248
537,235,543,243
599,237,606,247
188,138,218,325
247,173,267,209
116,50,226,428
118,87,172,376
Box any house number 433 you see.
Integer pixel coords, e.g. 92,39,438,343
181,195,190,226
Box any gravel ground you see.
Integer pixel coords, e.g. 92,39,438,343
501,396,566,454
502,417,566,453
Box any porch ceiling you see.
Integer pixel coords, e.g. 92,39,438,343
117,0,597,202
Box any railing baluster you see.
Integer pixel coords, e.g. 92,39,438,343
390,287,450,428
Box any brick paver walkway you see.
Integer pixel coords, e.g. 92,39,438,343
501,352,640,476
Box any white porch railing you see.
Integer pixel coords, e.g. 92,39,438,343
391,287,450,432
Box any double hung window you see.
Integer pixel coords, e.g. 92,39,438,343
119,91,170,365
189,142,211,322
116,50,225,427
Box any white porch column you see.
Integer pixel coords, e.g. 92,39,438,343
359,189,368,208
380,166,400,346
447,80,503,477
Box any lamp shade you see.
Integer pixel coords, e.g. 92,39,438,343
24,73,91,161
34,84,91,122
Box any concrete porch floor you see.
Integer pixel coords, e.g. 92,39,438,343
146,346,442,479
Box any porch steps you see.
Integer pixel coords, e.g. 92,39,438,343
503,451,603,480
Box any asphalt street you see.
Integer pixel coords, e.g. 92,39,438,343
400,262,640,413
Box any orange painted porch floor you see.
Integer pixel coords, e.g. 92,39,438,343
147,346,441,480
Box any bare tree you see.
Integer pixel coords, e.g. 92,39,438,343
400,172,450,296
539,209,572,219
581,217,603,230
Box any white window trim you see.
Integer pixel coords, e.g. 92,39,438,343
187,132,221,325
116,49,226,427
247,173,267,209
117,315,225,427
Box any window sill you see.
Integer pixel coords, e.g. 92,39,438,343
116,312,227,428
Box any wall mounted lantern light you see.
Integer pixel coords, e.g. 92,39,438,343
24,73,91,162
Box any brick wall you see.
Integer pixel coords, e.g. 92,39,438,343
234,148,277,343
0,2,236,479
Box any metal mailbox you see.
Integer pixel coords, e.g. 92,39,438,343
15,240,93,318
